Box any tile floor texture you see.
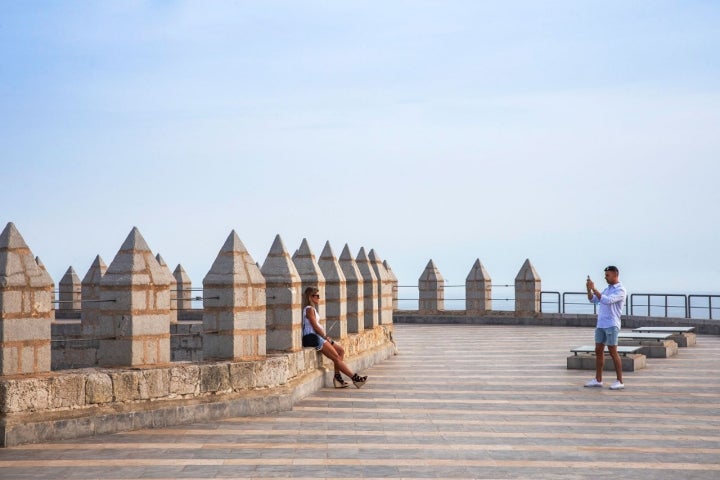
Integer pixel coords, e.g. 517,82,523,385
1,324,718,479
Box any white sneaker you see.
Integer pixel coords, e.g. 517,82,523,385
584,378,603,388
609,380,625,390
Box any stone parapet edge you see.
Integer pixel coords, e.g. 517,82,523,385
1,331,396,447
393,311,720,335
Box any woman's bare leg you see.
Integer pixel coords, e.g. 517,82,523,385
320,342,353,378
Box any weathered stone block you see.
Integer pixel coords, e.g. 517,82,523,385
110,371,140,402
129,315,170,336
1,377,50,413
139,369,170,399
85,372,113,404
22,343,50,374
49,374,85,409
228,361,256,390
0,318,51,341
200,363,231,393
257,355,291,386
170,364,200,396
0,290,22,314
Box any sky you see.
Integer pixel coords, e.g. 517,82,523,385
2,1,719,308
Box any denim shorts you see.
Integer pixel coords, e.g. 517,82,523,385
595,327,620,346
302,333,325,351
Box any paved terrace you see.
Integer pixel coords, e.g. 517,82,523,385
1,324,719,479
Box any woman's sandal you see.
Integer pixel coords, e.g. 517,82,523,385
351,374,367,389
333,373,350,388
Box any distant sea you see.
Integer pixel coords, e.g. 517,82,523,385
395,285,719,320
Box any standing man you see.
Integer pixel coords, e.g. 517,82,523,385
585,266,627,390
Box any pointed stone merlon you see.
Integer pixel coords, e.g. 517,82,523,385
96,227,171,367
81,255,107,337
173,264,192,310
419,259,444,313
58,266,81,310
369,249,393,325
339,245,364,334
156,254,178,323
383,260,398,311
261,235,302,352
356,247,379,330
515,258,541,314
203,231,266,360
292,238,326,323
318,241,347,340
466,259,492,314
35,256,55,312
0,222,54,375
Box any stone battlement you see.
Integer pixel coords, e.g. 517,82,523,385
0,222,398,447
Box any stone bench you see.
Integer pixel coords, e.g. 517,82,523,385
567,345,646,372
632,326,697,347
618,332,679,358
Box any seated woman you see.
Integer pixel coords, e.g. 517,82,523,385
301,286,367,388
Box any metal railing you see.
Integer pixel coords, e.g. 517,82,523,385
630,294,688,318
561,292,595,315
396,284,718,319
539,291,559,313
50,285,720,319
688,294,720,320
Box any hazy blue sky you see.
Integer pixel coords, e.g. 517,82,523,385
2,1,719,305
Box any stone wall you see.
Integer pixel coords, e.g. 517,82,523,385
3,324,395,447
0,222,399,447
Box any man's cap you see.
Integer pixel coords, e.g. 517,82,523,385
604,265,619,273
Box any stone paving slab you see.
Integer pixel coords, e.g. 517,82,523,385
1,324,719,479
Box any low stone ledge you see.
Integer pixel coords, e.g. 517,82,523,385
394,311,718,335
1,379,301,447
1,325,395,447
